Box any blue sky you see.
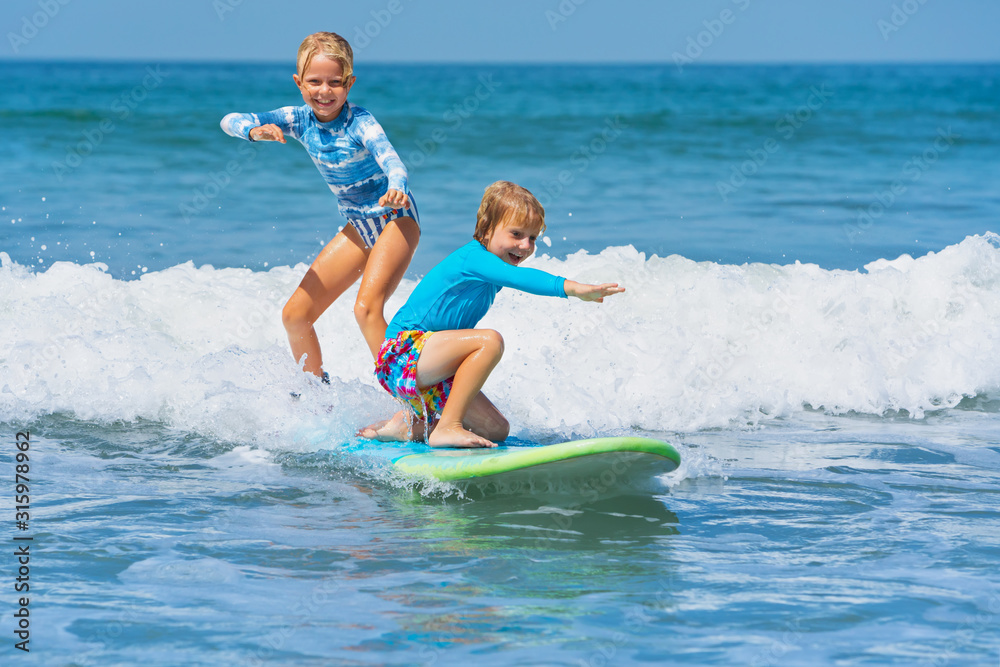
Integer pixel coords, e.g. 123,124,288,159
3,0,999,63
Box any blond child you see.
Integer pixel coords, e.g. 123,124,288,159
221,32,419,379
362,181,624,448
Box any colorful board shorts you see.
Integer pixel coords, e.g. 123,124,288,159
347,195,420,248
375,330,452,420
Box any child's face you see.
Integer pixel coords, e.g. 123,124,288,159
293,55,354,122
486,215,540,266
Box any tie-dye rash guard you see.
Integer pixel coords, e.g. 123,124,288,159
220,102,415,240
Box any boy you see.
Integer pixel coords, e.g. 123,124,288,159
361,181,624,448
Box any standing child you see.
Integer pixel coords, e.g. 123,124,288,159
361,181,624,448
221,32,419,379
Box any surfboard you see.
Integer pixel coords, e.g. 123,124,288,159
391,436,680,499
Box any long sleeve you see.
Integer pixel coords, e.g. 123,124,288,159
353,112,408,194
465,249,567,298
220,107,300,141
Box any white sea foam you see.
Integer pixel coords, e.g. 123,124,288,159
2,233,999,446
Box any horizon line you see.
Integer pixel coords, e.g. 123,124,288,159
2,56,999,67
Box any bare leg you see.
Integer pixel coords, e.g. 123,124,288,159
354,217,420,359
282,228,368,377
416,329,505,448
463,392,510,442
358,392,507,444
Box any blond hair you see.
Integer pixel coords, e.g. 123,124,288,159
473,181,546,245
296,32,354,81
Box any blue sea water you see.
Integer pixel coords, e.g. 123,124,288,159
2,61,1000,665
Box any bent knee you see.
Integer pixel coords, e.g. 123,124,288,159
481,329,505,357
282,299,310,330
353,297,383,326
470,412,509,443
491,416,510,442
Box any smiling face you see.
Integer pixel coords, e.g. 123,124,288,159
293,55,354,122
486,213,542,266
473,182,547,261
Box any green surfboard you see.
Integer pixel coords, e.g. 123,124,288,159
391,436,680,498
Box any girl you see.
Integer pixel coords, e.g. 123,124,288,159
221,32,420,379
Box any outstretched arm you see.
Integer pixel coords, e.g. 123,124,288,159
220,107,298,143
563,281,625,303
354,112,410,208
467,244,624,302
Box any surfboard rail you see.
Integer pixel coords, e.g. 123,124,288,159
391,436,680,482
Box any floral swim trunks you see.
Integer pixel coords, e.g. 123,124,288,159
375,330,452,420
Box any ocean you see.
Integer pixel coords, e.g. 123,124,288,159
2,61,999,664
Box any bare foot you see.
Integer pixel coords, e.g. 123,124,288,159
427,422,497,448
357,411,426,442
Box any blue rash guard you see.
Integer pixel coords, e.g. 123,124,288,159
220,102,416,246
386,241,568,339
